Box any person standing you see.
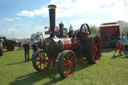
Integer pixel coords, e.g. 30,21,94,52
113,38,123,56
23,41,30,61
38,39,43,49
121,33,127,54
0,40,3,56
18,42,21,50
121,33,127,43
32,42,38,56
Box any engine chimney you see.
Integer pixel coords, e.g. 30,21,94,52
48,5,56,37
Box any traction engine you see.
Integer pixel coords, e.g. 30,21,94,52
32,5,101,78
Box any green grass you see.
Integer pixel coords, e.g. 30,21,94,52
0,48,128,85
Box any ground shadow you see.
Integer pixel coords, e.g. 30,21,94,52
122,57,128,59
7,61,27,66
42,76,64,85
9,58,92,85
76,58,92,71
9,68,63,85
122,54,128,59
43,58,92,85
111,55,122,59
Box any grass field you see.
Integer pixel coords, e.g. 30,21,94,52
0,48,128,85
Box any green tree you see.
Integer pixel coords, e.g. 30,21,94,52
90,25,100,36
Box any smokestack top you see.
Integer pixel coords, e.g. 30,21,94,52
48,5,56,9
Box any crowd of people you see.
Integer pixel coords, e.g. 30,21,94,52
0,40,43,61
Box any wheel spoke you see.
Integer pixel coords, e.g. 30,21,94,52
63,60,67,67
65,68,70,74
40,63,41,69
36,60,40,62
66,53,70,60
37,63,41,66
43,62,45,68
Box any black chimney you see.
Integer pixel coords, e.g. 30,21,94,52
48,5,56,37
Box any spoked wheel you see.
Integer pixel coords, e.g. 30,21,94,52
58,50,77,78
32,51,50,72
84,35,101,64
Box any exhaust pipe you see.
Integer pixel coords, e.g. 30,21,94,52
48,5,56,37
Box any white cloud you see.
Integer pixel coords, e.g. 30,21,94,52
16,0,128,19
7,28,17,32
17,8,49,17
3,18,14,22
69,0,128,26
32,26,44,30
110,13,128,22
15,0,128,27
72,12,128,27
34,8,48,17
72,19,104,27
3,17,22,22
15,17,22,20
49,0,128,18
50,0,59,3
17,10,35,17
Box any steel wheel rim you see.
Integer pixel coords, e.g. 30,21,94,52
62,52,76,77
92,36,101,63
36,52,50,71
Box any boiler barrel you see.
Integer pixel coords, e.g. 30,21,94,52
55,38,80,50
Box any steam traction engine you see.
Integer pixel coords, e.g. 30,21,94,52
32,5,101,78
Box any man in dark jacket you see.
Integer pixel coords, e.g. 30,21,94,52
23,41,30,61
32,42,38,55
38,39,43,49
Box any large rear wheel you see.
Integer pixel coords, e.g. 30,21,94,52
84,35,101,64
32,51,50,72
58,50,77,78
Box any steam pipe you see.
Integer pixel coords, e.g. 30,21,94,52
59,22,64,37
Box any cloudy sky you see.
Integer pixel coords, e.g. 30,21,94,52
0,0,128,38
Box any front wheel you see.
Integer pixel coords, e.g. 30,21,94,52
32,51,50,72
58,50,77,78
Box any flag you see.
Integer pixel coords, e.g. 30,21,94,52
55,26,60,30
44,26,59,30
44,26,49,29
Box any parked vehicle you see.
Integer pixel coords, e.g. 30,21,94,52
0,37,17,51
100,23,120,48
